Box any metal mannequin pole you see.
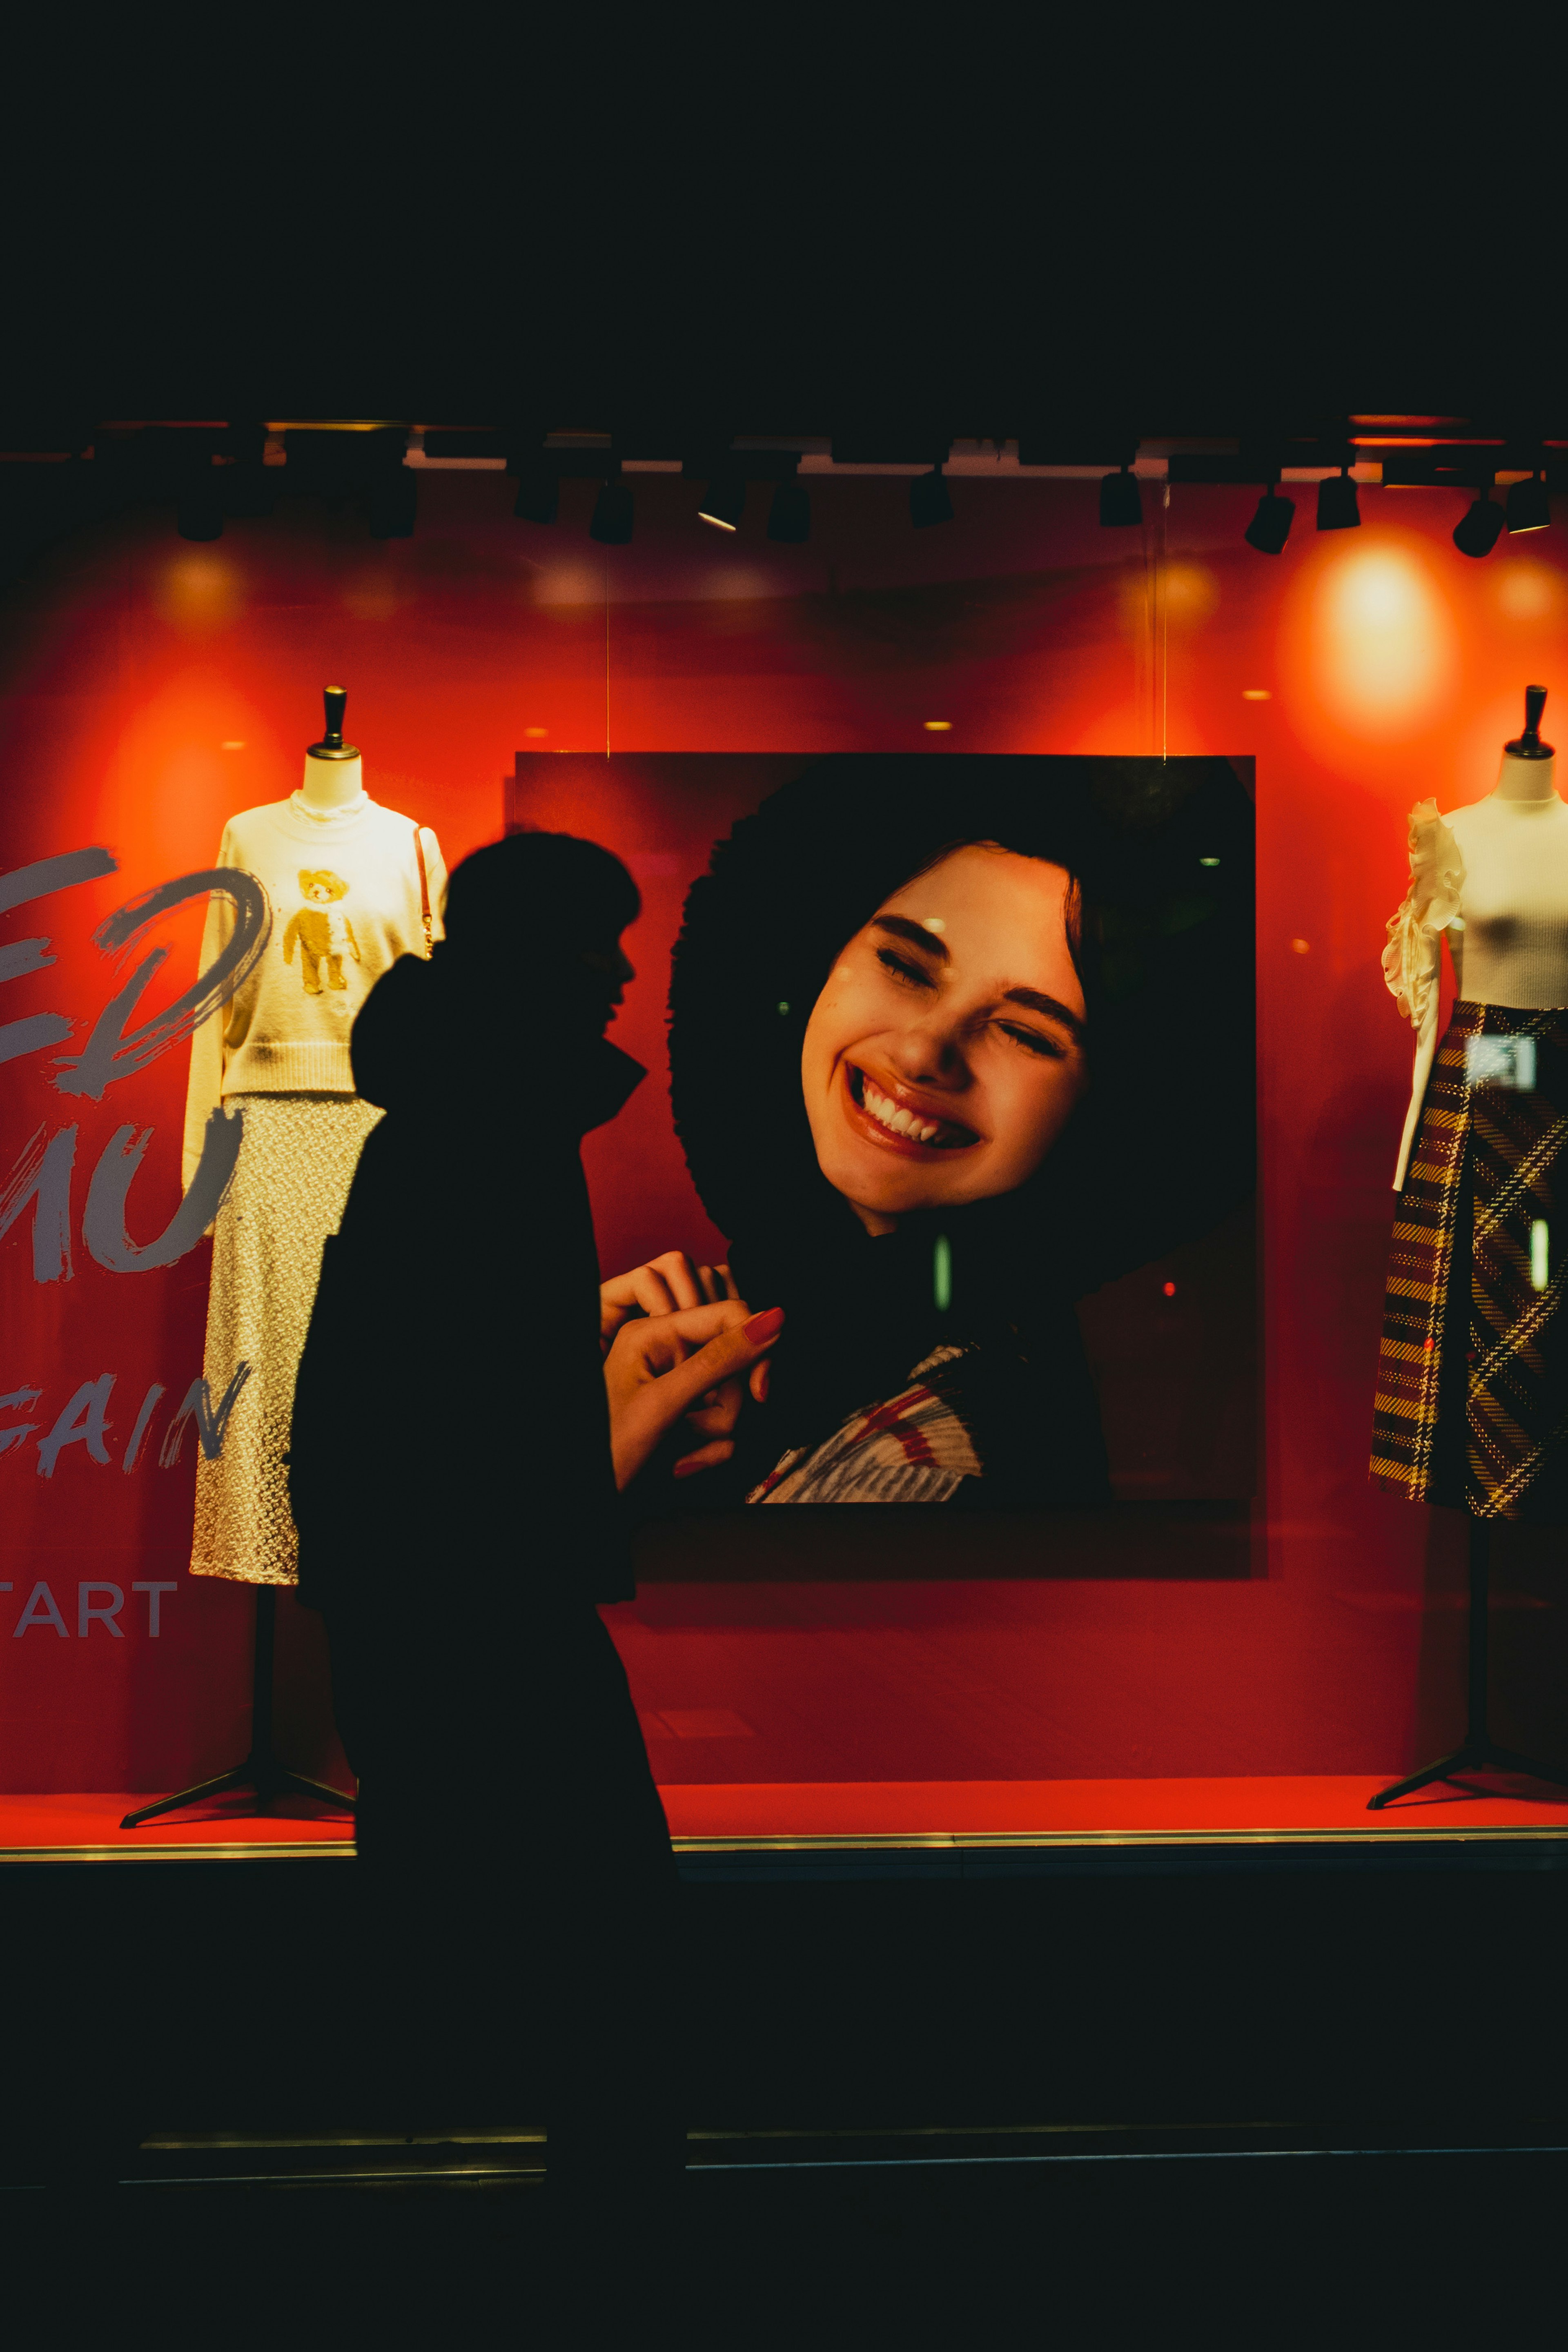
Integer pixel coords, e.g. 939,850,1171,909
1368,1518,1568,1809
121,1587,353,1830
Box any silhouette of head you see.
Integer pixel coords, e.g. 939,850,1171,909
441,831,641,1036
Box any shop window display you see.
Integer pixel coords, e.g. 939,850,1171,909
0,437,1563,1849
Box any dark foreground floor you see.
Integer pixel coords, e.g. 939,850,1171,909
3,2136,1564,2345
4,1855,1566,2339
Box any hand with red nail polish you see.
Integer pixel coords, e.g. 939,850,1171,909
602,1297,784,1490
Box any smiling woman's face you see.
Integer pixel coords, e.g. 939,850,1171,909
800,843,1089,1232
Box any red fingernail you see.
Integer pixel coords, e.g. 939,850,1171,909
744,1306,784,1342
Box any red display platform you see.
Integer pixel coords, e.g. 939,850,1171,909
659,1776,1568,1848
0,1792,354,1861
3,1778,1566,1861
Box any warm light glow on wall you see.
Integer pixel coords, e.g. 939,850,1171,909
1495,561,1564,622
535,566,604,606
102,678,278,882
1303,543,1455,737
152,552,242,635
1163,561,1219,627
342,573,402,622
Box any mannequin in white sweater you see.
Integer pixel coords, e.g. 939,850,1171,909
1387,687,1568,1188
183,687,445,1586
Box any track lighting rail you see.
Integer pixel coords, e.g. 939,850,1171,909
0,419,1561,555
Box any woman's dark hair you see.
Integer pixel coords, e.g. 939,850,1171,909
669,753,1254,1306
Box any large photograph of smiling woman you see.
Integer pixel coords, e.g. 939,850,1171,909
605,755,1255,1509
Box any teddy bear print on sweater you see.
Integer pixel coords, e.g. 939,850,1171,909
282,870,362,994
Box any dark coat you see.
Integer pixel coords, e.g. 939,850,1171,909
288,947,644,1623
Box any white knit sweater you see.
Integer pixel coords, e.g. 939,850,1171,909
182,793,447,1187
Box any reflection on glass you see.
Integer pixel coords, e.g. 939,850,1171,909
1465,1034,1537,1091
933,1234,952,1314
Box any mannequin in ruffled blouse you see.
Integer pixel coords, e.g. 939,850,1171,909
1368,683,1568,1809
1386,684,1568,1188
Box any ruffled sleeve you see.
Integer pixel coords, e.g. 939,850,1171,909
1381,798,1464,1029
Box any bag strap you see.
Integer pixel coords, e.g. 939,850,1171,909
413,824,434,957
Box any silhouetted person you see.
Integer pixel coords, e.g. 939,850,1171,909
290,832,695,2236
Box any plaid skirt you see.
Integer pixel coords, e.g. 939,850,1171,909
1371,1001,1568,1520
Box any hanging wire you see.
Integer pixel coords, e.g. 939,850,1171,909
1161,475,1171,763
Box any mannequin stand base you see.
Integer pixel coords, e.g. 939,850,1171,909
120,1585,354,1831
1366,1740,1568,1811
120,1759,353,1831
1369,1515,1568,1811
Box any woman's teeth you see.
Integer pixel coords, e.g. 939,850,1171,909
861,1076,943,1144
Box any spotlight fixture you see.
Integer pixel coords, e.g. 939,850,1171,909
767,479,810,543
1244,486,1295,555
698,474,745,531
513,460,559,525
367,468,417,540
1453,490,1505,558
590,474,633,544
910,466,953,528
1316,467,1360,530
361,428,417,539
176,473,223,542
175,435,222,541
219,422,273,519
1099,465,1142,527
1506,471,1551,534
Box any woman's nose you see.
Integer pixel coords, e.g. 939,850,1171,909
885,1013,967,1087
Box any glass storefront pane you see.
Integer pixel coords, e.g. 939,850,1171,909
0,445,1562,1842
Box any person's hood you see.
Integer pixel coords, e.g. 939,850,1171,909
351,948,644,1138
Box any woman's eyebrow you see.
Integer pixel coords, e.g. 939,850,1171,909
877,918,1085,1040
1003,986,1085,1043
874,915,947,961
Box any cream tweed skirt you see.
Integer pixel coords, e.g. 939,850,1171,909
190,1092,382,1585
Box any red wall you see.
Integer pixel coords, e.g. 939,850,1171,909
0,466,1563,1791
